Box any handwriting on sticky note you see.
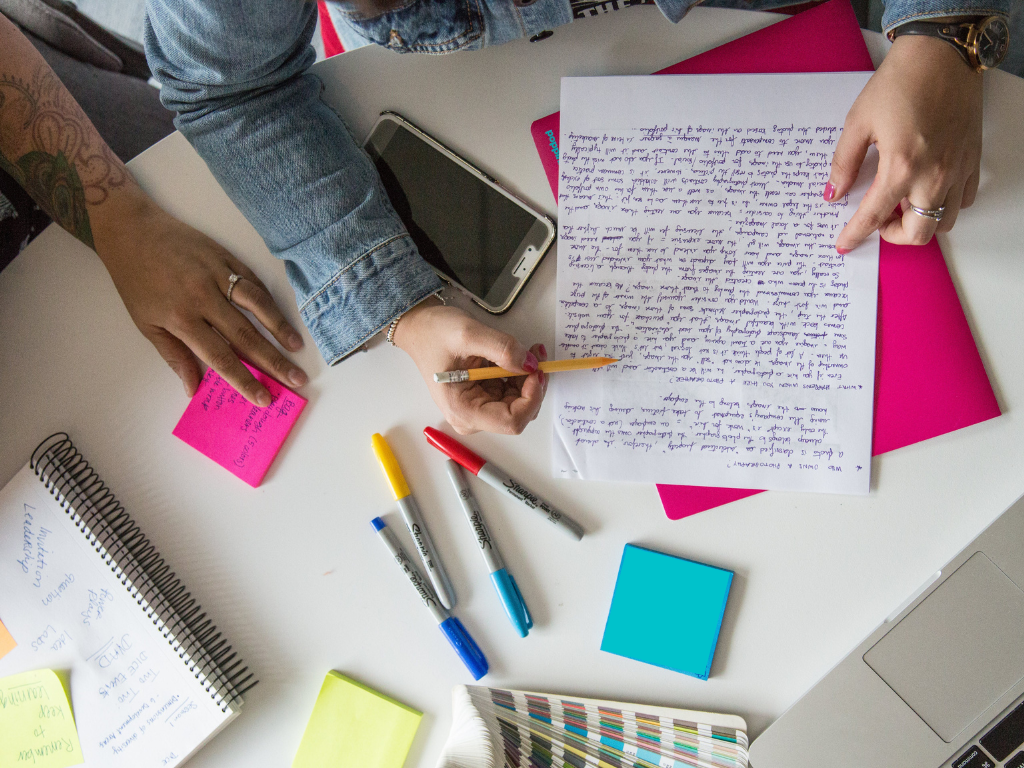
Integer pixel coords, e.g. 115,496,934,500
0,669,84,768
554,74,878,494
172,362,307,487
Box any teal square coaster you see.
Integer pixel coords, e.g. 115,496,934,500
601,544,733,680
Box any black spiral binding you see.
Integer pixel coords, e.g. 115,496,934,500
30,433,258,713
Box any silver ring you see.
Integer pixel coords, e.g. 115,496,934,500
226,273,242,303
909,203,945,222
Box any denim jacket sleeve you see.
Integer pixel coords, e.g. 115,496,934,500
880,0,1011,34
143,0,443,365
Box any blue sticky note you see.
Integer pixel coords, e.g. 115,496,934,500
601,544,733,680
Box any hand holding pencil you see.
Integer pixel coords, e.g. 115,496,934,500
390,300,548,435
435,356,618,383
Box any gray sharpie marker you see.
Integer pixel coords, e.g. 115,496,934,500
372,433,456,609
371,517,488,679
446,461,533,637
425,427,584,541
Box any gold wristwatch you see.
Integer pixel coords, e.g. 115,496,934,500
888,16,1010,72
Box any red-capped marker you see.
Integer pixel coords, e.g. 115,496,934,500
424,427,584,541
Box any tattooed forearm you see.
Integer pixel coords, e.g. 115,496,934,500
0,149,94,246
0,35,128,250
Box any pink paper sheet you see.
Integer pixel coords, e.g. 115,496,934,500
173,362,307,487
531,0,1000,519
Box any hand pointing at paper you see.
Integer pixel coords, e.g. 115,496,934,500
825,34,984,252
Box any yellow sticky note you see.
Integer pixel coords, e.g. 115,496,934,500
0,619,15,661
292,671,421,768
0,669,84,768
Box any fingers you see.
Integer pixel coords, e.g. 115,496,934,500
224,258,271,294
961,168,979,209
466,376,544,434
935,184,964,234
877,193,941,246
208,298,308,390
510,343,548,420
835,172,909,252
825,118,871,202
443,342,549,436
147,328,203,396
226,272,304,353
466,322,538,373
535,343,549,389
178,322,272,406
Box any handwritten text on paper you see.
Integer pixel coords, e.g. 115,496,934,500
554,75,878,493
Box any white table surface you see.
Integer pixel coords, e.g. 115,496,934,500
3,6,1024,767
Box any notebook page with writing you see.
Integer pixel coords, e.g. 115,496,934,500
0,439,247,767
555,73,878,493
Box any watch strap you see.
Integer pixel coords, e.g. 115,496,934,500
890,20,976,69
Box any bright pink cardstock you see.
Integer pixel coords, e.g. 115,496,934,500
531,0,1001,519
173,363,307,487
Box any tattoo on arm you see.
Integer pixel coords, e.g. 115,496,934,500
0,61,128,249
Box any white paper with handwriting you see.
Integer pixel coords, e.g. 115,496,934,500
554,73,879,494
0,465,235,767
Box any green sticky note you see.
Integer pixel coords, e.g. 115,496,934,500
292,672,421,768
601,544,733,680
0,669,84,768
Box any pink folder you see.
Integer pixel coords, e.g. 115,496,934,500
531,0,1000,519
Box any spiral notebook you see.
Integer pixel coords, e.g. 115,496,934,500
436,686,748,768
0,434,255,767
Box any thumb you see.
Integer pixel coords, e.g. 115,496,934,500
468,322,538,373
147,328,203,396
825,120,871,202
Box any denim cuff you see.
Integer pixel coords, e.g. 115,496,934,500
882,1,1011,35
297,233,445,364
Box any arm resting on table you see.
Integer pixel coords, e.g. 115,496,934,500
144,0,443,364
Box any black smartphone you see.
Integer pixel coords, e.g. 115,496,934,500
364,111,555,313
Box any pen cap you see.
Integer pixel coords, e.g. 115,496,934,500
371,433,411,500
490,569,533,638
438,616,489,680
424,427,486,475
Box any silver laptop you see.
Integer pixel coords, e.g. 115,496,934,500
749,494,1024,768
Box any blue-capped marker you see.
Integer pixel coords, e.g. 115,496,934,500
445,461,533,638
371,517,488,679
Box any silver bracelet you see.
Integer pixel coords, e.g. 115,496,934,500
386,290,446,347
385,315,402,346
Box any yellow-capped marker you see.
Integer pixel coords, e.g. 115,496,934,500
371,432,411,499
370,433,455,609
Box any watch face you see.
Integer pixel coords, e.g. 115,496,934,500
975,17,1010,69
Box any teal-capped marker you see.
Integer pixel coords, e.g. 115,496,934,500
445,460,533,637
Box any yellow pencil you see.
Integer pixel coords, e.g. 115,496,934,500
434,356,618,383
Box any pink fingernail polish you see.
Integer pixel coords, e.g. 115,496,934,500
539,344,547,358
836,246,851,255
823,182,835,201
523,352,538,373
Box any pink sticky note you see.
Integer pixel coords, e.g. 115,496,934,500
532,0,1001,520
173,363,307,487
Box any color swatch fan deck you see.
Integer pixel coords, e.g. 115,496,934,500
435,686,748,768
